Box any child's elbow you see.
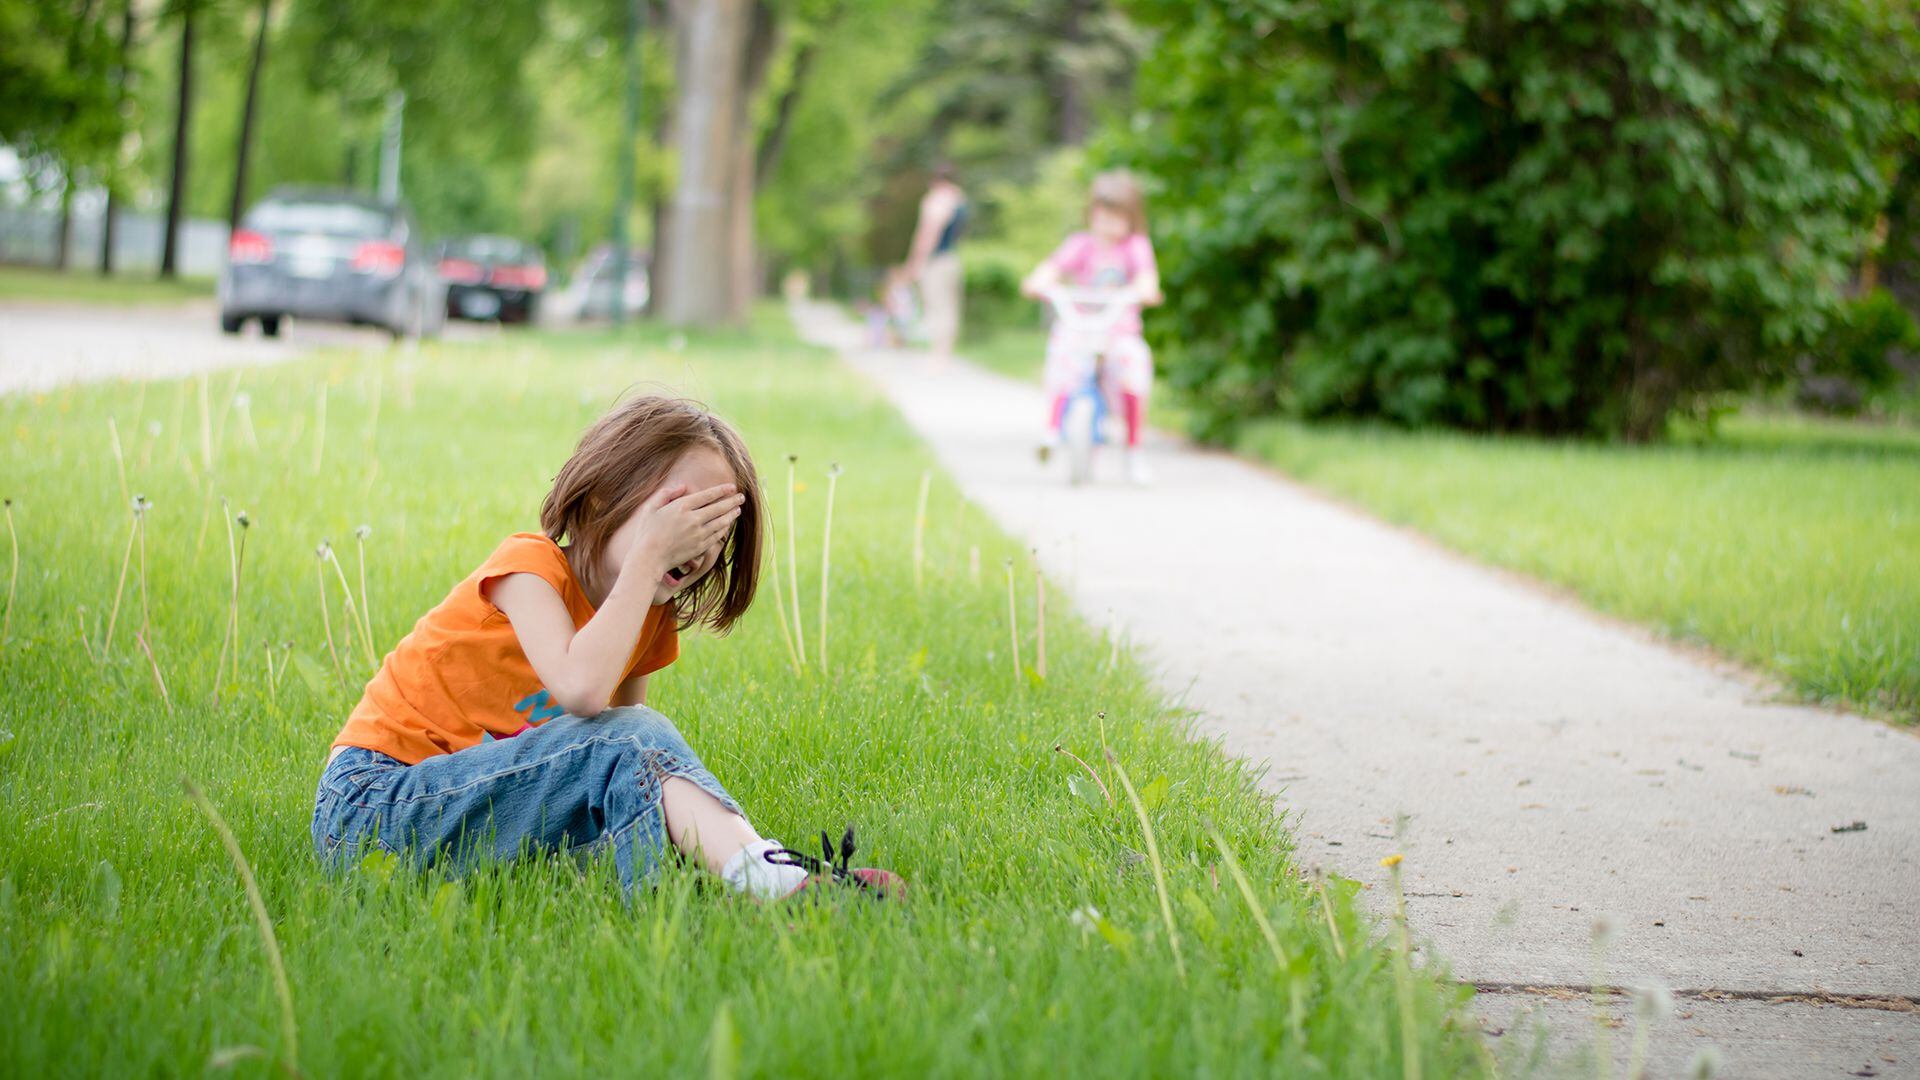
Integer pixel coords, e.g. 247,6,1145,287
552,683,611,718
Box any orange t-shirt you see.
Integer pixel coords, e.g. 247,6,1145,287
331,532,679,764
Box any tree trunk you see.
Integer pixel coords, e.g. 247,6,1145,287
726,2,779,318
101,0,136,275
657,0,750,326
610,0,645,326
160,1,196,279
55,174,75,271
754,33,820,190
228,0,272,234
1050,0,1092,145
643,0,673,316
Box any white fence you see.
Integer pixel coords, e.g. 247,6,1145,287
0,204,230,278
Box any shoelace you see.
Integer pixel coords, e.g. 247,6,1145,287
763,824,863,885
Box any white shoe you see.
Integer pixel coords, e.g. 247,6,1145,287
1124,450,1152,486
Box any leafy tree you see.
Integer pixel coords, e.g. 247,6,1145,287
282,0,547,231
1120,0,1915,440
2,0,125,268
754,0,937,283
0,0,121,161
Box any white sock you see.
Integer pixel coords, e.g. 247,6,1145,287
720,839,809,900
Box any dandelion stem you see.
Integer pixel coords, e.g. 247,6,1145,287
182,776,301,1071
167,379,189,468
1626,1002,1651,1080
197,372,213,470
818,464,841,676
1052,744,1111,805
107,418,129,506
237,393,259,451
315,553,343,680
1385,856,1421,1080
193,475,217,560
2,499,17,650
784,457,806,667
136,629,173,713
1005,559,1021,683
215,501,239,700
912,470,931,592
129,379,148,446
76,606,95,661
1591,922,1614,1080
1108,748,1186,982
353,529,375,665
766,527,802,672
365,361,384,451
1034,558,1047,682
1204,820,1290,973
264,640,278,704
311,385,327,475
103,512,136,658
1312,874,1348,961
229,524,249,687
326,552,373,671
211,369,241,463
135,507,150,636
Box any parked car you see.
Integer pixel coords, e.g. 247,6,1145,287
569,245,650,321
218,187,445,339
437,235,547,324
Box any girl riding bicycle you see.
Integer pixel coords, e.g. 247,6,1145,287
1020,170,1163,485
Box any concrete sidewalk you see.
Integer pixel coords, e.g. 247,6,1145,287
793,301,1920,1077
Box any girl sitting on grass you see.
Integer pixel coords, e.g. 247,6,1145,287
313,395,901,901
1021,170,1164,485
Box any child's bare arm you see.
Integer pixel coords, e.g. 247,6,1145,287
1131,265,1163,307
1020,257,1061,299
612,673,649,707
488,483,739,716
488,574,650,717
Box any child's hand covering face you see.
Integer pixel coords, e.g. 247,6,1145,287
606,447,744,605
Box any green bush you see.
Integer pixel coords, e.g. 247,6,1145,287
962,247,1032,341
1117,0,1915,441
1795,288,1920,413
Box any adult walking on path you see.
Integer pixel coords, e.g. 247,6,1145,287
904,164,969,368
789,299,1920,1077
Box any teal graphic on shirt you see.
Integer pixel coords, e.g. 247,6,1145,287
482,688,566,742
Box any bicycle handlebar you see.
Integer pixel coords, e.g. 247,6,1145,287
1039,285,1136,336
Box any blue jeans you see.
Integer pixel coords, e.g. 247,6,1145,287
311,707,741,892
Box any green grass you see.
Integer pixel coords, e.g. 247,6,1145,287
1237,413,1920,722
0,322,1484,1076
0,264,216,305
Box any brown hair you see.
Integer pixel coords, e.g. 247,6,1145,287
1089,169,1148,235
540,394,762,634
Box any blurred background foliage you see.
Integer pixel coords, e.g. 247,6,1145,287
1115,0,1920,440
4,0,1917,438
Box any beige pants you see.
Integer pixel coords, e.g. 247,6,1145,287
919,252,963,356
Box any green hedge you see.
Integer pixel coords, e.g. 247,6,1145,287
1119,0,1917,441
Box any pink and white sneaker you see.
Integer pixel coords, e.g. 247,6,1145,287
765,826,906,901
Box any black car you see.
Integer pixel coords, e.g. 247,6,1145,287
218,187,445,339
438,235,547,324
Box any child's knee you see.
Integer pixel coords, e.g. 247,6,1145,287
595,706,695,758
